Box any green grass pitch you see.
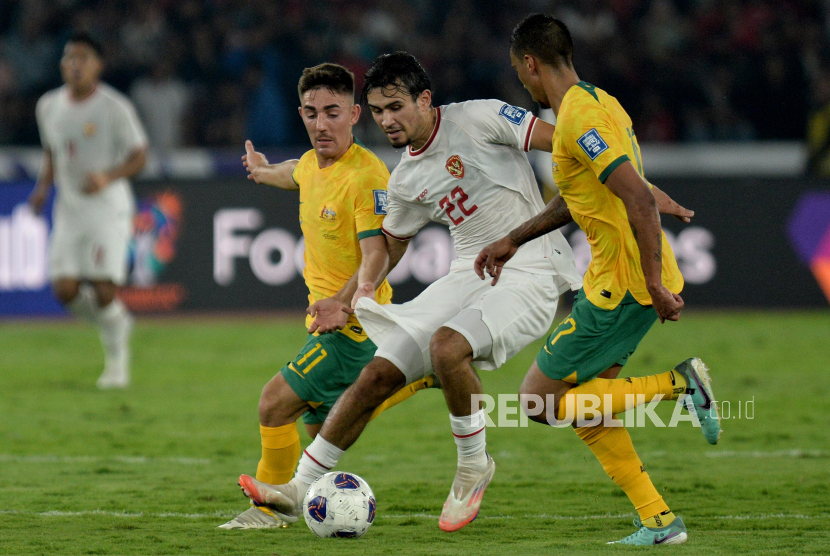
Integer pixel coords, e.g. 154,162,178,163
1,310,829,555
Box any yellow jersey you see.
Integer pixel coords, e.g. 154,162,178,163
551,81,683,310
292,140,393,341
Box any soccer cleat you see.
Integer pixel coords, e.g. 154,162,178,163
608,516,688,545
238,474,301,524
674,357,721,444
96,366,129,389
217,505,289,529
438,454,496,532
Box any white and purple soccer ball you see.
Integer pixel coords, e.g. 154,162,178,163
303,471,376,538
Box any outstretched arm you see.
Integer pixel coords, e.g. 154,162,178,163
242,140,299,190
604,161,683,323
474,194,571,285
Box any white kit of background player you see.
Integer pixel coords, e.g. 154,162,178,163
31,35,148,389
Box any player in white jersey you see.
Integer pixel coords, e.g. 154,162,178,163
237,52,689,532
28,33,148,389
237,51,577,530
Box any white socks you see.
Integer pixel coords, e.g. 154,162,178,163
291,435,344,494
450,410,488,470
94,298,131,370
67,285,132,382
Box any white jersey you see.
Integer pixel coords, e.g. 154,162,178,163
36,83,148,220
381,99,581,288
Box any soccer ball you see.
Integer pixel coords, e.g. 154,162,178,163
302,471,376,538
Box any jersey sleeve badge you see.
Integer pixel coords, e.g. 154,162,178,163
499,104,527,125
577,128,609,160
373,190,388,215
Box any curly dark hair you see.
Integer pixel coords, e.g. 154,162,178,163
361,52,431,105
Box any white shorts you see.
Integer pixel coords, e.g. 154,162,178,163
49,212,132,284
355,268,570,382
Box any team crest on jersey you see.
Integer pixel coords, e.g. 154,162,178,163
499,104,527,125
577,128,609,160
83,122,97,137
373,190,388,215
445,155,465,179
320,206,337,220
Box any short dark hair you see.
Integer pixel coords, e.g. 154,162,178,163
66,31,104,58
361,52,431,104
510,14,574,69
297,63,355,100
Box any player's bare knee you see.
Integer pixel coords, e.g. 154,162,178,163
258,375,300,425
430,326,470,371
52,280,80,305
92,281,117,306
352,361,404,408
518,386,549,424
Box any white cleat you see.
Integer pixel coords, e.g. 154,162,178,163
238,474,301,524
438,455,496,532
218,506,289,529
96,366,129,389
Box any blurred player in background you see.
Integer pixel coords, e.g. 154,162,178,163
28,32,147,389
476,14,721,545
221,63,433,530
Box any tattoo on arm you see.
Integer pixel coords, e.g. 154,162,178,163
654,232,662,263
508,195,572,246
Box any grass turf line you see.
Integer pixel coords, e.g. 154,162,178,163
0,311,829,555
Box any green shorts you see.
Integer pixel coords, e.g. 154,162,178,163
536,288,657,384
281,332,377,425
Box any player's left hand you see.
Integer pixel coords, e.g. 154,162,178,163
659,198,694,223
351,281,375,309
307,297,354,334
83,172,110,195
475,237,518,286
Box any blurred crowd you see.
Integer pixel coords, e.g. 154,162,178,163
0,0,828,150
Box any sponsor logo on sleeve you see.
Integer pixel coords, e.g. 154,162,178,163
577,128,609,160
499,104,527,125
373,190,388,215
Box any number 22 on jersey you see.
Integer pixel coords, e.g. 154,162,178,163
439,186,477,226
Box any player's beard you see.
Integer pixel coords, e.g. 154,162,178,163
384,129,409,148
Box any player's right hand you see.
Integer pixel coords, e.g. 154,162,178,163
28,188,48,214
242,140,269,183
649,286,684,323
475,237,518,286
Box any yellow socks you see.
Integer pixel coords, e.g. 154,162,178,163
574,423,669,521
256,423,301,485
369,375,434,421
641,510,677,528
557,371,686,421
